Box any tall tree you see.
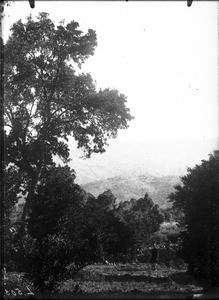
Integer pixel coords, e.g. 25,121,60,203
168,154,219,287
4,13,133,235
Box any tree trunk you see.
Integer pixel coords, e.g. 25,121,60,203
16,177,38,241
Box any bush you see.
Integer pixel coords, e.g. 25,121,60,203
23,234,82,292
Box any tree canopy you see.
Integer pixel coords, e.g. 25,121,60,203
24,169,133,290
168,154,219,287
4,13,133,227
117,193,164,251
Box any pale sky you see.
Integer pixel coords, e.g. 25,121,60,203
3,1,219,183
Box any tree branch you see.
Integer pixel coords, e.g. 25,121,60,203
22,107,31,144
55,118,76,124
4,123,13,129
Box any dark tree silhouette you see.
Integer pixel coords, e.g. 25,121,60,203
117,193,164,254
169,154,219,287
4,13,133,238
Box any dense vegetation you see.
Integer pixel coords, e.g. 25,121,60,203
3,12,133,241
2,12,134,293
82,175,179,207
4,165,165,291
169,154,219,287
2,9,218,298
4,155,218,293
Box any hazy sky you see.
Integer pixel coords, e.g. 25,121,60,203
3,1,219,182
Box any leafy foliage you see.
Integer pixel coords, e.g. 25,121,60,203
2,165,24,267
168,154,219,286
3,165,23,218
4,12,133,170
27,165,82,239
117,193,164,253
24,170,133,291
9,165,168,292
4,12,133,230
62,190,134,264
21,165,86,290
23,234,80,292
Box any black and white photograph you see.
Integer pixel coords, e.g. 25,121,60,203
1,0,219,299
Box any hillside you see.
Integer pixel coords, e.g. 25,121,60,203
82,174,180,208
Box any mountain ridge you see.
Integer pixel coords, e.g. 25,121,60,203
82,174,180,208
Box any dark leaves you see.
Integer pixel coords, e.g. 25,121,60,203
5,13,133,174
168,155,219,283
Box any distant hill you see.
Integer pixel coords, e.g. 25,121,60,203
82,174,180,208
67,137,216,185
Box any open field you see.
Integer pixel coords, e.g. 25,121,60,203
3,263,204,299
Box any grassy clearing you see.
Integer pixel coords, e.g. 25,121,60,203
3,263,204,299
